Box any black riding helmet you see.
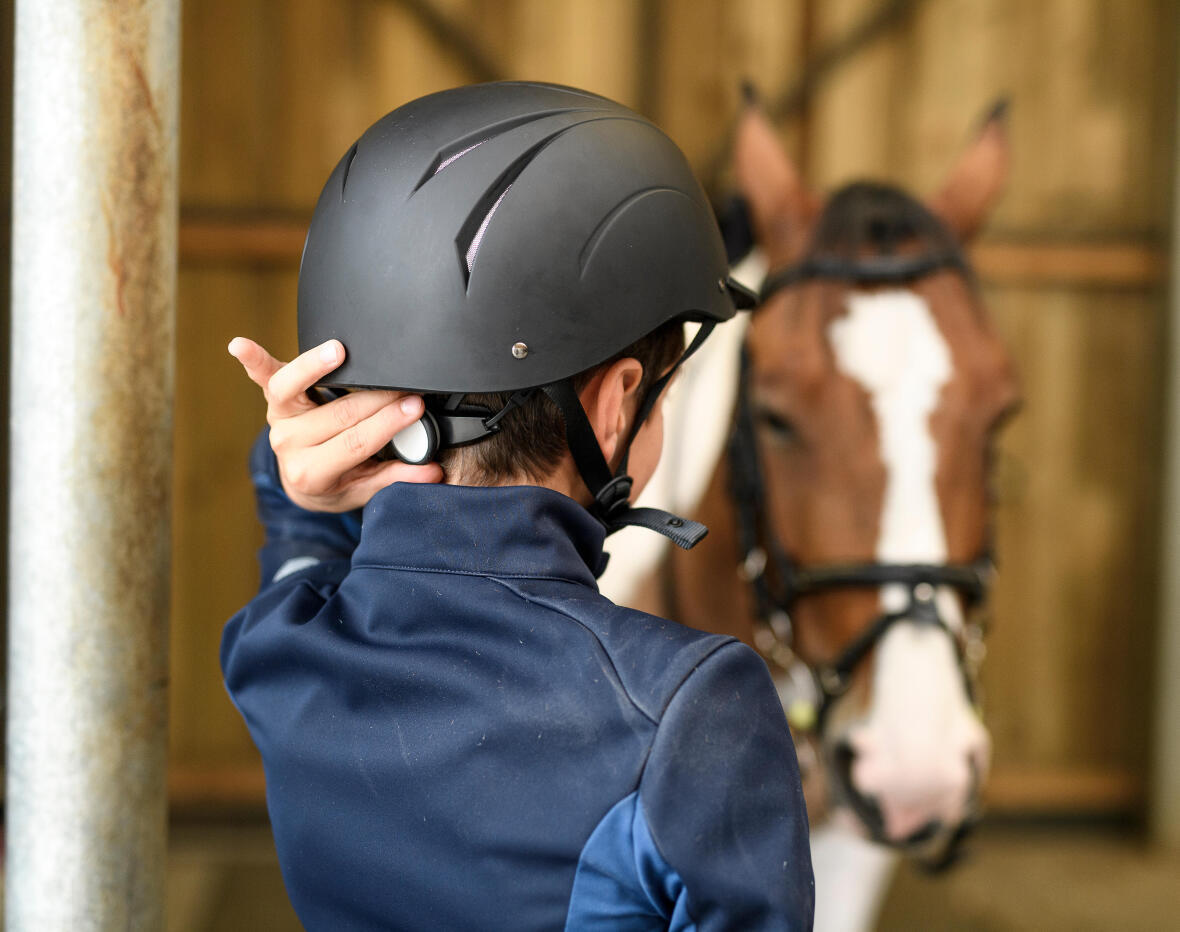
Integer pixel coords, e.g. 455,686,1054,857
298,82,754,548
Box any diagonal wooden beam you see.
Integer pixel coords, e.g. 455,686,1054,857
387,0,506,83
702,0,929,191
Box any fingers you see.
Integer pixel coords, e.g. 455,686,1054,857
269,389,417,449
263,339,347,420
231,335,444,515
278,394,431,498
283,450,443,513
316,393,427,470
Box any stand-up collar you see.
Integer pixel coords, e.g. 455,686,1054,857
352,483,608,585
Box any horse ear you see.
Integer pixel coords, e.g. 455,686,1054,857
733,85,818,254
928,99,1010,242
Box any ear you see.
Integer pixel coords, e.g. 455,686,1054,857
928,99,1010,242
581,358,644,467
733,86,819,257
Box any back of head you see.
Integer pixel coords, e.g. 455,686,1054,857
297,82,751,545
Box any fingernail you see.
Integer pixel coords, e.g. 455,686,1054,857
319,341,339,365
400,395,423,416
227,337,245,358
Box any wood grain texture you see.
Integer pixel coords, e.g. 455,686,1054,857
806,0,1179,238
169,0,1174,815
984,285,1162,783
175,211,1171,287
170,267,298,771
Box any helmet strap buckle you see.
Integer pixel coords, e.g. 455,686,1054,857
593,475,634,520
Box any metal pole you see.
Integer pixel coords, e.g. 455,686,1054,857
1154,25,1180,851
6,1,179,927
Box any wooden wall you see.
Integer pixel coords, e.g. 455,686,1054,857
169,0,1177,813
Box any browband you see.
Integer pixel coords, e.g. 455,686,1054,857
759,250,969,303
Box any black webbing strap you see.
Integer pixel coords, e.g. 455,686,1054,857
542,324,718,551
542,377,708,548
542,379,615,498
481,388,536,430
619,320,717,474
607,507,709,550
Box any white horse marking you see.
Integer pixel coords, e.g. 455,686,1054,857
810,817,898,932
827,289,989,841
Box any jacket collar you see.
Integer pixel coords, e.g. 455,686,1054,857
353,482,608,585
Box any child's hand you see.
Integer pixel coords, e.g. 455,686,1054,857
228,337,443,512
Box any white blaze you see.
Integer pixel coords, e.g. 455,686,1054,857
827,289,988,841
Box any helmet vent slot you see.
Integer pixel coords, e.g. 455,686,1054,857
435,141,485,176
455,133,561,287
413,108,597,192
465,185,511,275
454,117,646,288
340,143,359,199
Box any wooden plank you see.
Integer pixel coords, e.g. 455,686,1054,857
656,0,807,175
985,288,1162,774
510,0,640,109
179,214,308,264
168,0,1175,813
808,0,1179,240
169,763,267,809
177,213,1170,287
168,760,1143,814
169,268,299,771
971,241,1169,287
985,766,1144,814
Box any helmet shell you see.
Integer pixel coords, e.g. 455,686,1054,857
298,82,735,393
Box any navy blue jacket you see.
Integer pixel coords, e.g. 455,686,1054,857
222,436,813,930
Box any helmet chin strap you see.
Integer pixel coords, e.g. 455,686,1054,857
541,321,716,550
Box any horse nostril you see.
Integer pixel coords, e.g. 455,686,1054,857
832,739,856,787
830,740,886,841
831,740,946,847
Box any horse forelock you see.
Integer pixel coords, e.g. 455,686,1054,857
809,181,959,262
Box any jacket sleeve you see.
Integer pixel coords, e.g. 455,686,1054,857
222,429,362,706
639,640,814,931
248,427,363,592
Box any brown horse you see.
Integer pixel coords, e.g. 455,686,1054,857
603,98,1018,926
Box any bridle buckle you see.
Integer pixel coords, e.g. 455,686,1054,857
739,547,768,582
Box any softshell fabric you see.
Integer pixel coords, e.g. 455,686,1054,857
222,433,814,930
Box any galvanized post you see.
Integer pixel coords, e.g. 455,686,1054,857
6,1,179,927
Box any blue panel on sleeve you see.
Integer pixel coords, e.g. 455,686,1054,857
565,792,696,932
248,428,363,588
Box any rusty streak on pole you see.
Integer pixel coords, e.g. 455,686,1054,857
6,1,179,927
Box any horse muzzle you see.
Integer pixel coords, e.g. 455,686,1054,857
830,730,987,856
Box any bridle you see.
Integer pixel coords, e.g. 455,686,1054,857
726,245,993,864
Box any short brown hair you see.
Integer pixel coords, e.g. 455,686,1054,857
439,321,686,485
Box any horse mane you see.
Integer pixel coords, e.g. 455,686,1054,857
809,181,960,260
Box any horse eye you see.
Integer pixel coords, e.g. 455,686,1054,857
755,406,797,442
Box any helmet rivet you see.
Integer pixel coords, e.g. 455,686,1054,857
914,582,936,602
717,277,726,292
511,342,529,359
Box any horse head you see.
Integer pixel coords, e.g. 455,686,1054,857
719,98,1020,852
